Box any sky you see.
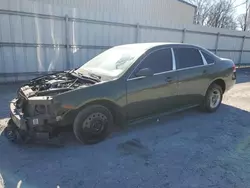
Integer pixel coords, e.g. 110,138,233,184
235,0,247,16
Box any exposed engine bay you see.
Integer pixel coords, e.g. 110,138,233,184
21,71,99,98
5,70,101,145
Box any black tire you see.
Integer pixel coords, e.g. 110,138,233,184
201,83,223,113
73,105,114,145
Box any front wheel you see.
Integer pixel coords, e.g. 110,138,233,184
201,83,223,113
73,105,114,145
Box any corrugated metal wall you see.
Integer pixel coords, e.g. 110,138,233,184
0,0,250,83
28,0,196,25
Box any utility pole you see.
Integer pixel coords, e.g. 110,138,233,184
244,0,250,31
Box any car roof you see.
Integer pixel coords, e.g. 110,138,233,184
113,42,219,59
114,42,202,50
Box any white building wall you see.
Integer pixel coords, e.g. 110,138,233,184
28,0,196,25
0,0,250,83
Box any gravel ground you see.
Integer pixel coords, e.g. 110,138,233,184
1,70,250,188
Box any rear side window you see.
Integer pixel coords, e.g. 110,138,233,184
201,51,215,64
174,48,204,69
133,48,172,76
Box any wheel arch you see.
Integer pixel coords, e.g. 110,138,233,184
76,99,125,127
207,78,226,94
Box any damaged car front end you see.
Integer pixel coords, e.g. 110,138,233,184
5,43,141,145
6,70,99,143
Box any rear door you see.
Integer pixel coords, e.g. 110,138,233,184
173,47,212,107
126,48,179,120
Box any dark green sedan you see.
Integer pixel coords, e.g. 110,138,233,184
6,43,236,144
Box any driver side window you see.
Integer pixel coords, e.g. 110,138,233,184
132,48,173,78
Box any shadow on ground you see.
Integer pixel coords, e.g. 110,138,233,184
236,67,250,84
1,103,250,188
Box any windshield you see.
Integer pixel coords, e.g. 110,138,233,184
76,46,147,78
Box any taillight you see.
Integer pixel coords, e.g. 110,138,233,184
233,64,236,72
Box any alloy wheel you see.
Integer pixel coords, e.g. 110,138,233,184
209,88,221,109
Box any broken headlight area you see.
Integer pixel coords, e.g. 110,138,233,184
7,76,82,144
34,105,46,115
25,98,68,125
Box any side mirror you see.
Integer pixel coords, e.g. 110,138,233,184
135,68,154,77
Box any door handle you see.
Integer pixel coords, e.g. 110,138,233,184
203,70,207,74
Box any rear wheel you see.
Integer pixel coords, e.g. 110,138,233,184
201,83,223,113
73,105,114,145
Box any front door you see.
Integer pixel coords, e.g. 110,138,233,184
126,48,179,120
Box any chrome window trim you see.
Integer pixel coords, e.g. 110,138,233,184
171,48,176,71
199,50,216,65
127,47,175,81
128,70,176,81
154,69,176,76
199,50,208,65
175,63,213,72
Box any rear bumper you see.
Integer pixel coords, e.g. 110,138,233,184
225,72,236,92
10,99,28,131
